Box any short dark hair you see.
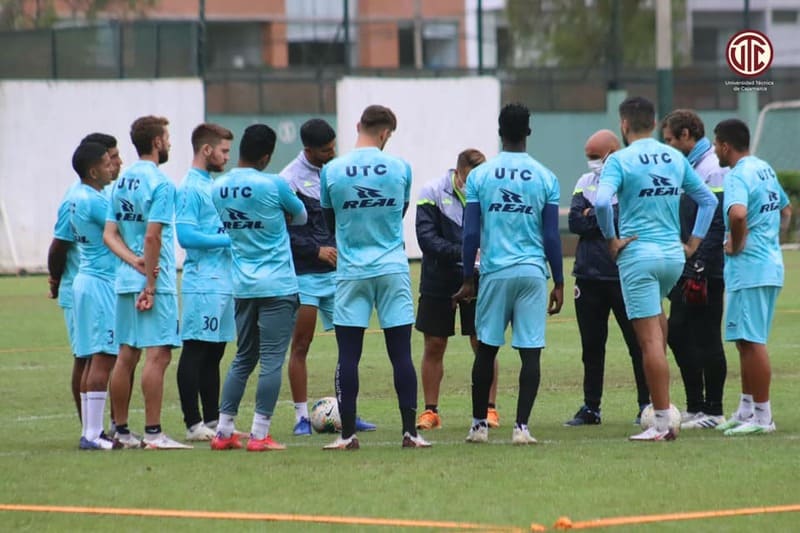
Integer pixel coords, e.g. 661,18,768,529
498,103,531,143
239,124,277,162
713,119,750,151
130,115,169,156
81,132,117,150
300,118,336,148
72,142,108,180
619,96,655,133
191,123,234,153
359,105,397,133
456,149,486,172
661,109,705,141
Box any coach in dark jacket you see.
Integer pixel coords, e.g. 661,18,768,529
414,149,502,431
564,129,650,426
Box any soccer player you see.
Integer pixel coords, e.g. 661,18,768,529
454,103,564,445
209,124,307,452
103,115,188,450
595,96,718,441
69,142,118,450
415,148,504,431
661,110,728,429
565,129,650,427
711,119,791,436
48,170,82,423
175,123,235,441
81,132,123,180
320,105,430,450
280,118,376,436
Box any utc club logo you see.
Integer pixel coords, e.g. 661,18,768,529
342,186,397,209
488,188,533,214
726,30,773,78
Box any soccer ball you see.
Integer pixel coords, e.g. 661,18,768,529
639,403,681,433
310,397,341,433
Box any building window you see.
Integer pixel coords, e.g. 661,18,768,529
288,41,346,66
206,22,263,69
772,10,798,24
692,27,717,63
397,21,458,68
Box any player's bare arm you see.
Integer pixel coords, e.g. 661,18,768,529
103,220,146,274
46,238,70,298
136,221,163,311
725,204,748,255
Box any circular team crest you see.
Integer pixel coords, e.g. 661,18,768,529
726,30,773,78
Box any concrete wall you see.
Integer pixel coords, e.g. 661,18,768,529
0,79,204,273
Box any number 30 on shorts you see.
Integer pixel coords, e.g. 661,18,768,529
202,315,219,331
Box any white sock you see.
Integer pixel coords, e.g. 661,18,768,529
654,409,670,432
188,421,204,432
205,419,218,430
251,413,271,440
80,392,88,438
738,394,754,419
472,418,488,428
754,401,772,426
217,414,235,438
294,402,309,422
85,391,107,441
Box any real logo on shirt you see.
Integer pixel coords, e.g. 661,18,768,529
488,188,533,214
342,186,398,209
222,208,264,229
638,174,680,197
115,198,145,222
760,191,781,213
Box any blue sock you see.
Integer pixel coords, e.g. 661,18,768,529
384,325,417,435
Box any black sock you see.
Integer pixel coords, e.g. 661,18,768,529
384,325,418,436
177,340,204,428
335,326,364,439
400,407,417,436
488,403,496,409
472,342,498,419
145,424,161,435
516,348,542,426
116,423,129,435
425,404,438,413
200,341,227,423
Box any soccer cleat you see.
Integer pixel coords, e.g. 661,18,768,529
246,434,286,451
416,409,441,430
323,435,360,450
724,420,776,436
402,432,432,448
293,417,313,436
511,425,538,445
715,412,752,432
629,426,677,441
681,413,726,429
79,436,114,450
185,423,216,441
465,422,489,443
210,432,243,450
355,417,377,432
113,432,143,449
487,408,500,429
142,433,193,450
564,405,601,426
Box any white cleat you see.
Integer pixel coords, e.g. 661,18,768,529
465,423,489,443
402,432,432,448
142,433,193,450
511,425,538,445
185,423,217,441
629,426,676,441
113,432,143,449
724,420,776,436
681,414,726,429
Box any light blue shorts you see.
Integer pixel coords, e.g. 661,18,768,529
334,273,414,329
725,286,780,344
476,265,547,348
181,292,235,342
116,292,181,349
618,259,683,319
62,307,77,356
73,274,118,358
298,272,335,331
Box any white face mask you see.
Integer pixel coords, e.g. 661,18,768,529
587,159,604,173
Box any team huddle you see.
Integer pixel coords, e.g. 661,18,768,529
48,97,790,451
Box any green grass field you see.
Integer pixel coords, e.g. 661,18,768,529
1,256,799,532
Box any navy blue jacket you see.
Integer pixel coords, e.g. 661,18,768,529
416,171,466,298
569,170,621,281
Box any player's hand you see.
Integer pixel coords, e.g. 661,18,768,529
607,235,637,262
318,246,337,267
136,288,154,312
133,257,146,275
548,283,564,315
683,236,702,259
451,278,476,309
47,277,59,299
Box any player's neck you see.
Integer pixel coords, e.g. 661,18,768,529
501,140,526,153
626,131,652,144
355,135,381,150
727,151,749,167
81,179,104,192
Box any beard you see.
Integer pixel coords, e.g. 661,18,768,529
158,149,169,165
207,162,225,173
620,128,630,147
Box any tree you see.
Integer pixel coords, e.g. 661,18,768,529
0,0,158,30
62,0,159,21
505,0,687,68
